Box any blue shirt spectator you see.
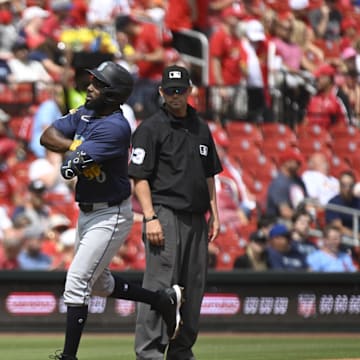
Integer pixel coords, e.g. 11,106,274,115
29,90,63,158
267,223,308,270
325,171,360,239
307,224,357,272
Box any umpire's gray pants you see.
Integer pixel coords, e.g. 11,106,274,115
135,205,208,360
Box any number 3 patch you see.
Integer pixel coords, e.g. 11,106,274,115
130,147,146,165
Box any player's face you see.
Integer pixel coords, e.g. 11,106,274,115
85,76,108,110
159,86,192,117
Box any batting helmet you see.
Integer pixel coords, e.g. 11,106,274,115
87,61,134,104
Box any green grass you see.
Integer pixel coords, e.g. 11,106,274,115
0,333,359,360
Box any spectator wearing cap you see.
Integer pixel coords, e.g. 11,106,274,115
307,224,357,272
42,213,71,261
267,223,308,270
18,6,50,49
17,224,52,270
303,62,349,129
115,14,167,118
12,179,53,237
208,5,248,123
266,148,307,222
339,16,358,51
7,38,53,83
233,230,269,270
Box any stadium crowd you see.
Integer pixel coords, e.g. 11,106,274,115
1,0,360,271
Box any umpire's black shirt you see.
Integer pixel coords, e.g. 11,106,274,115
128,105,223,214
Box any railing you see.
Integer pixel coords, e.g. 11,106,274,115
305,198,360,247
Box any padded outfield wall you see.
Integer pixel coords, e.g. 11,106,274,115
1,271,360,332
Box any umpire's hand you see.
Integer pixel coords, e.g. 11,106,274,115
145,219,164,246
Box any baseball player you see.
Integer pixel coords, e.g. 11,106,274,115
40,61,183,360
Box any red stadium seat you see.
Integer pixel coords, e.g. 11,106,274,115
328,123,360,142
297,138,332,160
225,121,263,145
296,124,333,145
261,122,297,145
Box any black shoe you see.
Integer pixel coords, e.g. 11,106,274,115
49,350,78,360
156,284,184,340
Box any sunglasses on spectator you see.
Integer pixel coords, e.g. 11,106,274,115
162,87,188,96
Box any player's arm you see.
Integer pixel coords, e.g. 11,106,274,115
60,149,98,180
40,125,73,153
132,178,164,246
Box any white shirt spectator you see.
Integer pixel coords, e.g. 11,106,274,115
302,170,339,206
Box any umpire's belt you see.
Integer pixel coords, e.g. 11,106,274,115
78,201,121,213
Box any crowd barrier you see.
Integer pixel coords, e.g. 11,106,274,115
1,270,360,333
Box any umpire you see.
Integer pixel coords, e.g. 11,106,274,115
129,65,223,360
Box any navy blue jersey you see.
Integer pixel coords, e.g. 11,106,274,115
53,106,131,203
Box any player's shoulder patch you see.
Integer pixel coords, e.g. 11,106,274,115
69,108,78,114
130,147,146,165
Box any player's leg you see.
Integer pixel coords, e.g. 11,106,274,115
54,203,134,360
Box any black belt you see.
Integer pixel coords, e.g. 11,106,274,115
78,201,121,213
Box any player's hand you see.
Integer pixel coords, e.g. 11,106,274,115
82,164,101,180
145,219,164,246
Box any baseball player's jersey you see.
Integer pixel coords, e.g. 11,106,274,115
52,106,131,203
128,105,223,213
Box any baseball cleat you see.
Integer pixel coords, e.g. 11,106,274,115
49,350,78,360
157,284,184,340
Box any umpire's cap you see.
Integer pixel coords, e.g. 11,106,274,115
87,61,134,104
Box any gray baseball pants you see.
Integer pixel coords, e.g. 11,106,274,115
63,198,133,306
135,205,208,360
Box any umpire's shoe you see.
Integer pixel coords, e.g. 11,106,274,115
156,284,184,340
49,350,77,360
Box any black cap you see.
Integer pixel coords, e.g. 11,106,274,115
28,179,46,193
161,65,192,89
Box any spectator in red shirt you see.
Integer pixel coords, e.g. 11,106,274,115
304,63,349,129
208,5,248,122
115,14,166,118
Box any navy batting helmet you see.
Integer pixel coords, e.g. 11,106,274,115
87,61,134,104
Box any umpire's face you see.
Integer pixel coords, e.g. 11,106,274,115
85,76,108,111
159,86,192,117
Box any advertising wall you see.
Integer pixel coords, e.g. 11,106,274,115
1,271,360,332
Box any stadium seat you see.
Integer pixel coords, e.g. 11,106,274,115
296,123,333,145
227,138,262,163
260,139,297,165
331,139,359,161
240,153,278,184
328,123,360,142
225,121,263,145
261,122,297,145
297,138,332,160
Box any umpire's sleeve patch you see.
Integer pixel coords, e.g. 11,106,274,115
130,147,146,165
